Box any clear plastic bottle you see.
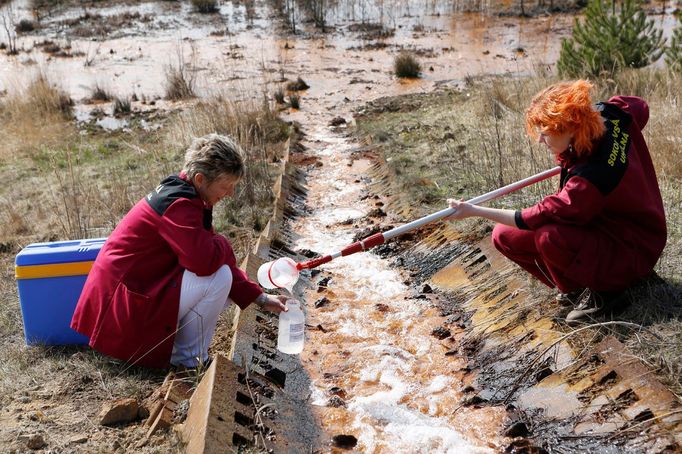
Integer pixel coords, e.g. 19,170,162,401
277,300,305,354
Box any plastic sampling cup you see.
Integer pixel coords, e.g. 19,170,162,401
277,300,305,354
257,257,299,292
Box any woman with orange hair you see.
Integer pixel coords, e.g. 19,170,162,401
447,80,667,324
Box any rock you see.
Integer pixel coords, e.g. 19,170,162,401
329,116,346,126
317,276,332,288
421,283,433,293
461,395,486,407
431,326,451,339
26,434,46,450
328,396,346,408
329,386,347,398
296,248,318,258
366,208,386,217
504,421,529,438
332,434,358,449
68,434,88,444
315,297,330,308
99,398,140,426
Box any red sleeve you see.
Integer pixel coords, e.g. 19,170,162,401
229,266,263,310
520,176,606,230
158,199,263,308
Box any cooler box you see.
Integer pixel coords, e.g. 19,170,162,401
15,238,107,345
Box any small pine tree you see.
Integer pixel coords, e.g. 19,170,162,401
666,26,682,72
558,0,665,78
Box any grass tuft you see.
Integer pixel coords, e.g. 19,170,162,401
289,93,301,109
191,0,218,14
394,51,421,78
164,57,196,101
286,77,310,92
89,84,112,102
0,73,74,157
273,87,285,104
112,96,131,115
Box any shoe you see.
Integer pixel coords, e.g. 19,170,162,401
565,290,627,325
555,289,586,307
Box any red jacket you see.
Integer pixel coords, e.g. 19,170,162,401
518,96,667,288
71,174,263,368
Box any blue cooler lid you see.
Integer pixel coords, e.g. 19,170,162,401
15,238,107,266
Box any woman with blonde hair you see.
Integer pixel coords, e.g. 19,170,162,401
447,80,666,324
72,134,288,369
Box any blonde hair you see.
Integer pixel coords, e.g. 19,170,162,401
526,80,606,158
182,133,245,182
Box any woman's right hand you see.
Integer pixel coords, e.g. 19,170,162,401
446,199,475,220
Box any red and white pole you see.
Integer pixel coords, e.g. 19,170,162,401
297,166,561,270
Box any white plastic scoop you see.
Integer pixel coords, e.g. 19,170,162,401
257,257,299,293
257,166,561,292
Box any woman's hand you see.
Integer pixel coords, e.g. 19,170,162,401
254,293,288,313
446,199,475,220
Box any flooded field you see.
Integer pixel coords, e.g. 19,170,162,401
1,0,579,107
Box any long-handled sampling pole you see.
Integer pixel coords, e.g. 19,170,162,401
297,166,561,270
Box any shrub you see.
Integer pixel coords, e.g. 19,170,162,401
15,19,35,33
558,0,665,78
273,87,285,104
289,94,300,109
666,26,682,73
89,84,111,102
285,77,309,91
164,64,196,101
191,0,218,14
394,52,421,78
113,96,131,115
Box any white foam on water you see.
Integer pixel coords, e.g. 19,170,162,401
349,367,492,454
425,375,452,394
314,206,365,226
309,382,329,407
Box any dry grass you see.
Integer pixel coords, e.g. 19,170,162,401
0,73,74,157
164,50,196,101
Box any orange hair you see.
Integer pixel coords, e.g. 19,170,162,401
525,80,606,158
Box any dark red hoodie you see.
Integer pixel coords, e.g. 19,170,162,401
71,174,262,368
517,96,667,289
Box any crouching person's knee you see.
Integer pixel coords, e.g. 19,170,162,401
211,265,233,299
492,223,517,254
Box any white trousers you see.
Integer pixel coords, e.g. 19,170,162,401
170,265,232,367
